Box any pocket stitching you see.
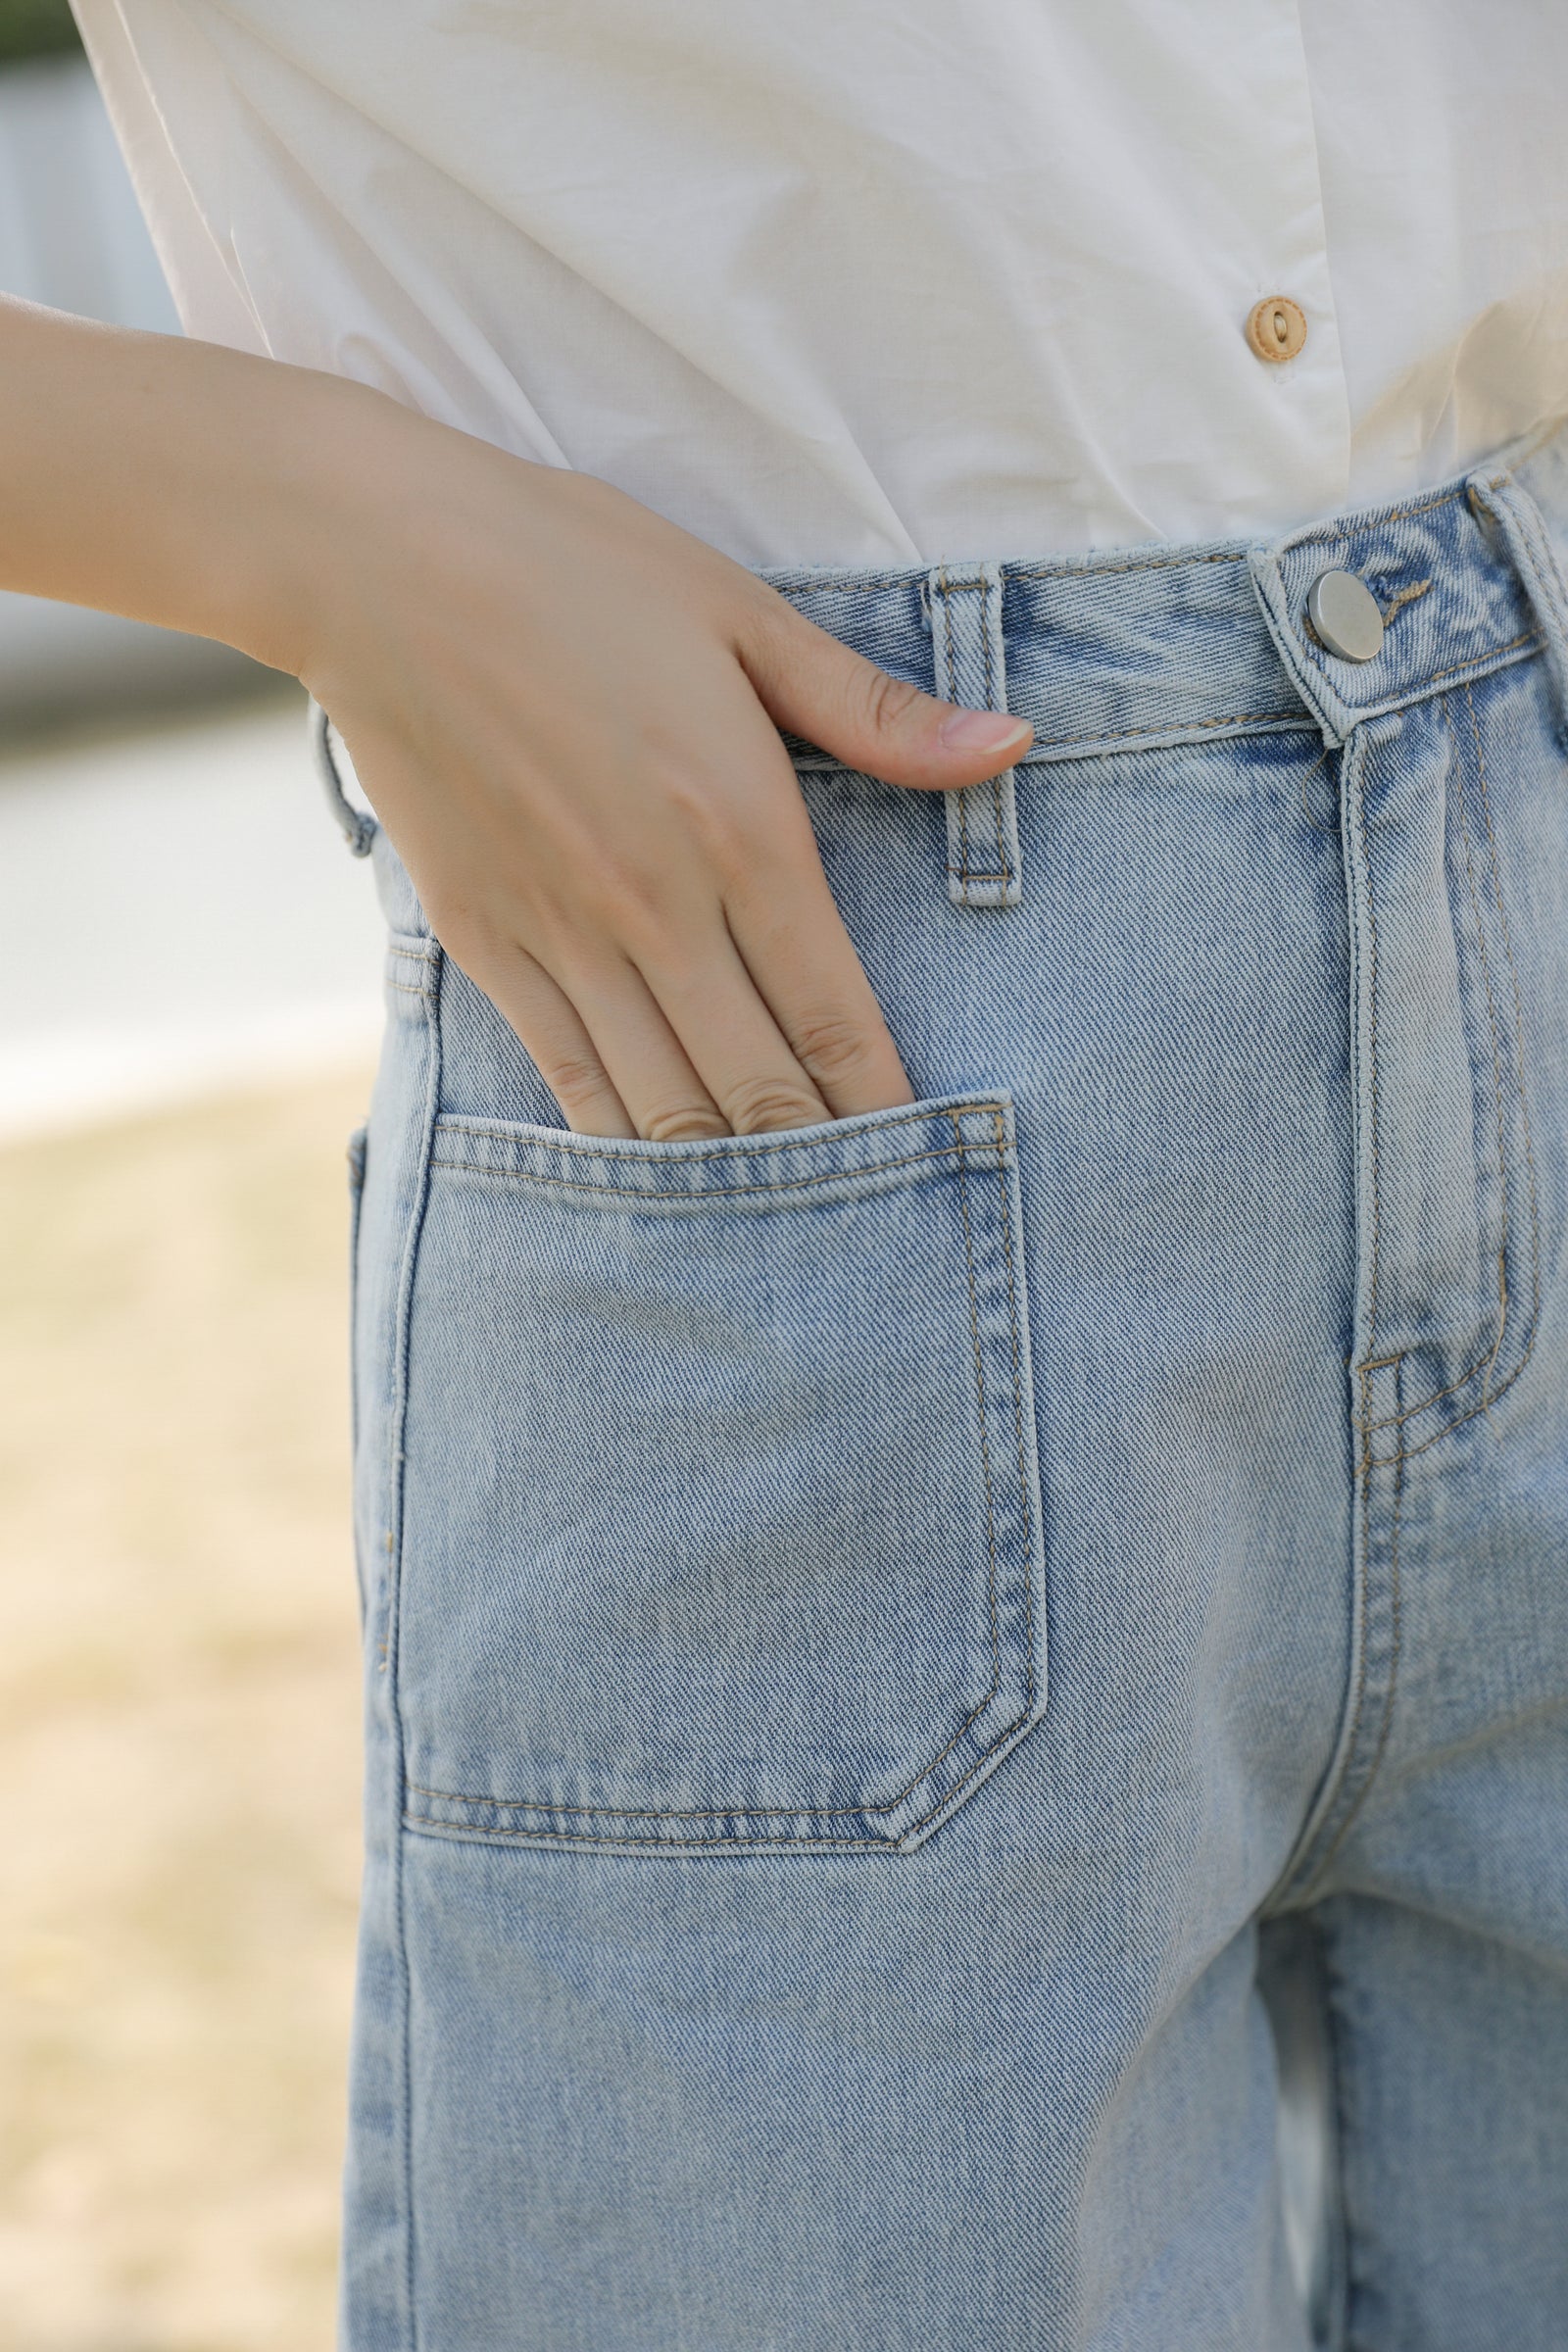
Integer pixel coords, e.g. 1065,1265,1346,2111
428,1135,997,1206
401,1108,1039,1843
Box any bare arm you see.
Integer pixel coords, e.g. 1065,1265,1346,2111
0,297,1033,1137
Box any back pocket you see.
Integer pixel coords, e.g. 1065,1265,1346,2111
397,1092,1046,1852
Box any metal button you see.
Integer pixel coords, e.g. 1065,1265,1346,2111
1246,296,1307,364
1305,569,1385,662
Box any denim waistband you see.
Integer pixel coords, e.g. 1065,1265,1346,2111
761,416,1568,775
323,417,1568,916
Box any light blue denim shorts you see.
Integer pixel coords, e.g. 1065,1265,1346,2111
334,421,1568,2350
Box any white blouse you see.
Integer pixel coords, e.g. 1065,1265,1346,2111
71,0,1568,567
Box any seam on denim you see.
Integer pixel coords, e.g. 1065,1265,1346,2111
428,1139,1004,1203
1028,708,1304,753
437,1102,1004,1161
935,570,1017,896
1489,473,1568,647
993,1106,1037,1714
1358,739,1386,1348
1355,687,1543,1443
1284,485,1465,549
1333,1366,1378,1829
403,1816,897,1851
1353,698,1512,1434
1447,692,1512,1388
407,1655,1040,1848
386,980,431,998
1371,484,1466,526
1270,734,1380,1907
1378,576,1433,626
977,574,1011,886
816,639,1536,772
412,1626,1042,1849
936,568,972,904
1407,626,1540,690
1302,1365,1406,1899
1467,677,1544,1382
1008,548,1251,580
1313,1911,1357,2352
409,1105,1031,1837
946,1102,1005,1716
388,944,444,2347
1351,1279,1499,1431
1365,1336,1536,1464
1200,634,1542,760
1308,627,1541,715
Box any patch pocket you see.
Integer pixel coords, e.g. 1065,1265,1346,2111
397,1092,1047,1853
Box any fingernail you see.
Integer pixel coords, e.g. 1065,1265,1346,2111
938,708,1030,755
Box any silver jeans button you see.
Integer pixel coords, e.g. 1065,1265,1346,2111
1305,568,1385,662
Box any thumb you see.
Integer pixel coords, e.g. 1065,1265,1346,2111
738,600,1033,790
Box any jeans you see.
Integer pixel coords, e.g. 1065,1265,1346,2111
333,418,1568,2350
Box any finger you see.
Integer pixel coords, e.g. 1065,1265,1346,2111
722,836,913,1119
476,943,637,1139
735,596,1033,790
630,916,839,1136
542,949,740,1143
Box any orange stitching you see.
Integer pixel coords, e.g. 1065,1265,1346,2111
1410,628,1540,690
1352,1280,1505,1428
1379,577,1433,625
1365,1349,1537,1465
1370,485,1466,527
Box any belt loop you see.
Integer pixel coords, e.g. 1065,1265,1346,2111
1465,465,1568,729
928,563,1022,907
311,695,378,858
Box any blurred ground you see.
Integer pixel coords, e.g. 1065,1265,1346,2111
0,1064,373,2351
0,686,384,1142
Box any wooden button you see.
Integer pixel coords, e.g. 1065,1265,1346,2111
1246,296,1307,365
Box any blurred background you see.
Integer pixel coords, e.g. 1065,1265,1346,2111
1,6,380,2344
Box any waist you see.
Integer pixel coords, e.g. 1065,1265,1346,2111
762,418,1568,770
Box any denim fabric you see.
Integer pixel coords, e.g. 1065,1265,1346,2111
338,419,1568,2351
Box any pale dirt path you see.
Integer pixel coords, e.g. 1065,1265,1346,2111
0,1064,375,2352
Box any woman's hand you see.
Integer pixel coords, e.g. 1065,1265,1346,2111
0,304,1031,1135
296,420,1031,1139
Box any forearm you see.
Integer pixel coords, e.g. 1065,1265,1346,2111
0,295,385,673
